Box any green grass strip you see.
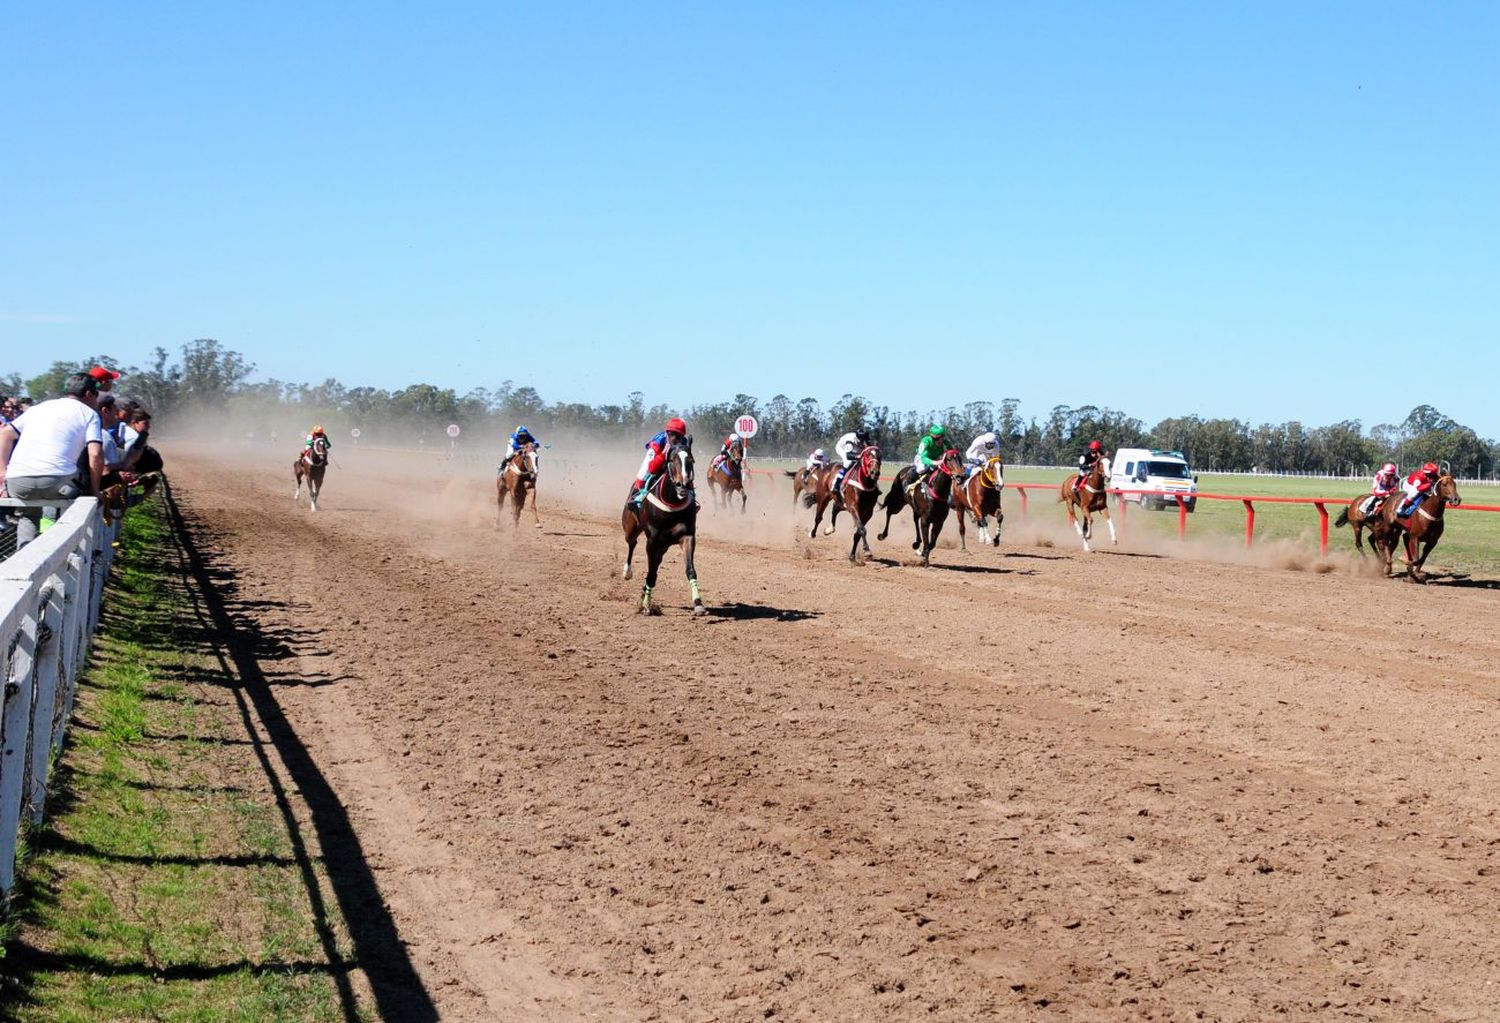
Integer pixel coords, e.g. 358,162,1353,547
0,496,358,1022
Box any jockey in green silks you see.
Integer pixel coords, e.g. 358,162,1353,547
909,424,949,492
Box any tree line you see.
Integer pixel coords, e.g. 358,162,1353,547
9,339,1498,477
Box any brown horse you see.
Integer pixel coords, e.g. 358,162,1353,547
622,439,706,615
292,435,329,512
1370,475,1461,582
1333,490,1392,553
705,446,748,514
497,443,542,528
951,455,1005,550
800,446,884,561
1059,455,1115,552
879,450,965,566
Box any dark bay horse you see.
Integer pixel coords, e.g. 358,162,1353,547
952,455,1005,550
800,446,883,561
706,446,748,514
1371,475,1461,583
622,440,706,615
1060,456,1115,552
1333,490,1391,554
497,444,542,528
292,436,329,512
879,450,964,566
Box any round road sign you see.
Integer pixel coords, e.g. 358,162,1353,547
446,424,461,438
734,415,759,439
351,428,362,439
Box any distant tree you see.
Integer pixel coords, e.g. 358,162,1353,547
178,339,255,409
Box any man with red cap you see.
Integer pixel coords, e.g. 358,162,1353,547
629,417,690,506
88,365,121,392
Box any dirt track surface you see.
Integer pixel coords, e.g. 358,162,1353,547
167,446,1500,1021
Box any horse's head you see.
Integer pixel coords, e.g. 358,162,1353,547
940,449,965,476
982,455,1005,487
309,436,328,465
665,439,695,495
513,444,539,479
1438,474,1461,507
859,445,881,483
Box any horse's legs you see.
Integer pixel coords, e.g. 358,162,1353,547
1353,522,1365,553
810,495,829,539
1101,505,1117,545
738,485,747,515
622,511,640,580
531,483,542,528
824,498,842,537
877,477,906,542
641,536,665,614
682,532,706,614
1410,538,1435,583
512,483,527,527
308,471,319,513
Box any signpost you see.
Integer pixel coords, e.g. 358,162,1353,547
446,423,460,457
734,414,758,468
350,427,361,446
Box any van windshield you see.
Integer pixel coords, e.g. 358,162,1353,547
1146,461,1192,479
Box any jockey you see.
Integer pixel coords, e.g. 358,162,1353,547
501,424,539,470
1077,439,1105,478
909,424,948,491
1397,461,1441,517
832,428,872,488
719,432,744,462
805,447,830,472
964,430,1001,476
304,425,331,450
1363,462,1400,515
629,417,690,505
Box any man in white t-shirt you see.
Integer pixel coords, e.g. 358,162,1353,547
0,373,105,548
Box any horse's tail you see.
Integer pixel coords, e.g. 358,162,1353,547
1334,506,1350,529
801,491,818,509
783,469,799,478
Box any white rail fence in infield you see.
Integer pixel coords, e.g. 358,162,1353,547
0,497,119,898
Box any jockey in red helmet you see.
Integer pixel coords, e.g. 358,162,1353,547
1076,439,1105,484
1397,461,1441,517
304,424,330,451
629,417,690,505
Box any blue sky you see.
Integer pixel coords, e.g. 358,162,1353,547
3,2,1497,435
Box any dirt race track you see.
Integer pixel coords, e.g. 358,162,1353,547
165,446,1500,1022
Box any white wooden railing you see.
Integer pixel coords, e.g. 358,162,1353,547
0,497,119,898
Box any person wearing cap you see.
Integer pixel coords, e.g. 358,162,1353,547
88,365,122,392
0,373,105,548
628,417,690,506
1397,461,1442,518
500,424,540,473
304,424,331,451
1075,439,1107,494
93,394,126,472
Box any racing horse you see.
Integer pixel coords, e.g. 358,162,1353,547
801,446,883,561
622,439,707,615
292,435,329,512
1059,455,1115,552
951,455,1006,550
878,449,965,566
497,443,542,528
1370,474,1461,583
705,443,748,514
1333,489,1392,554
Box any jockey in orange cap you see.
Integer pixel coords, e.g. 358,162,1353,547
304,424,331,451
629,417,690,505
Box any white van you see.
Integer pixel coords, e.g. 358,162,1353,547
1110,448,1198,512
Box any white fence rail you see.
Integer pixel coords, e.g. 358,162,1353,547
0,497,119,898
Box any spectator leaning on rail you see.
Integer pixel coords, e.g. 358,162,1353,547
0,372,105,548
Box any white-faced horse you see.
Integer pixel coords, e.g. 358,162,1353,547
498,444,542,528
293,436,329,512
